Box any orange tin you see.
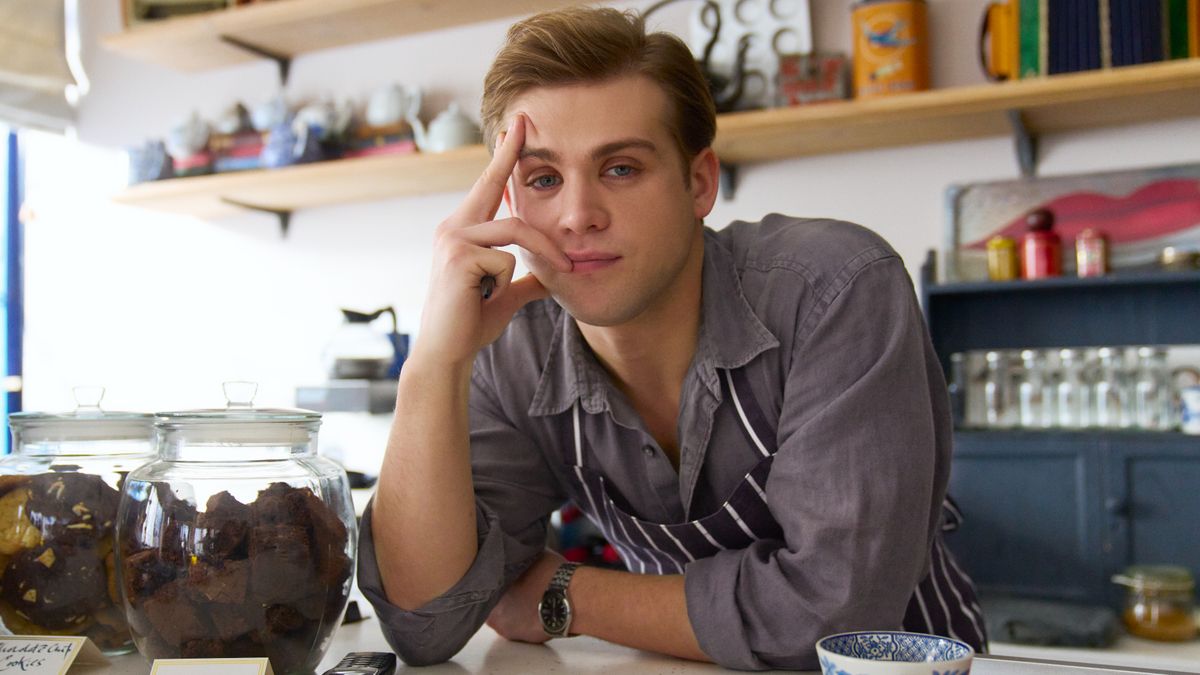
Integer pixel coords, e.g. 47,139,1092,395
851,0,930,99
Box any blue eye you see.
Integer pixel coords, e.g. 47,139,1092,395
607,165,635,178
531,175,561,189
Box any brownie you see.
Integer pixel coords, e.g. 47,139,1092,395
25,473,120,543
154,484,198,567
122,548,177,601
262,604,306,634
250,482,307,528
249,524,314,604
207,602,256,642
198,491,251,559
181,639,227,658
123,481,352,666
0,542,107,630
141,581,208,646
295,487,352,585
186,558,249,604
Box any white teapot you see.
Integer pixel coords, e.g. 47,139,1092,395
165,111,210,159
251,95,289,132
366,83,420,128
409,103,481,154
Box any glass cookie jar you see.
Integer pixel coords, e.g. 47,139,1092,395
116,383,355,674
0,387,155,654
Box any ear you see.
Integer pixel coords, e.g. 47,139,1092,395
689,147,720,219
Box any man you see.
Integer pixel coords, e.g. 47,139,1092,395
359,6,986,670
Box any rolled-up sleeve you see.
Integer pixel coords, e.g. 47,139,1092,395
357,368,567,666
684,254,949,670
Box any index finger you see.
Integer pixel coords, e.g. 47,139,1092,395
459,113,525,224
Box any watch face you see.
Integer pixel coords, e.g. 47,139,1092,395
539,591,570,634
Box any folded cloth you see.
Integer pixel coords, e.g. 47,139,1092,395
982,595,1120,647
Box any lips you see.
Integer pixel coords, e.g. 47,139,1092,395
565,251,620,273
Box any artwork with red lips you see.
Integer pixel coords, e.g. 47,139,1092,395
948,163,1200,277
964,179,1200,249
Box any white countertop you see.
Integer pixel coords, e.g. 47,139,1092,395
93,613,1200,675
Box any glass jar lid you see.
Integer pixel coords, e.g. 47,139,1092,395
156,382,320,423
155,382,320,446
1112,565,1196,592
8,386,155,441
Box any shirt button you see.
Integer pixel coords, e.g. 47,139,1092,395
643,445,655,457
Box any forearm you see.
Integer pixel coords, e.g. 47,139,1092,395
372,356,480,610
570,567,709,663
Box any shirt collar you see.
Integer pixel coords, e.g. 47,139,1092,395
527,229,779,418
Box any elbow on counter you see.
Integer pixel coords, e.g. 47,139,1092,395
383,625,476,668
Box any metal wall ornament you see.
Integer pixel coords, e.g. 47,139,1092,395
644,0,814,112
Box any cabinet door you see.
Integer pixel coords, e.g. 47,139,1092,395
946,432,1105,603
1105,441,1200,604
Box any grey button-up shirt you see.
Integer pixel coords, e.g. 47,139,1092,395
358,214,953,670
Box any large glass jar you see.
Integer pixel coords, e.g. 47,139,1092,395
115,383,355,674
1112,566,1196,642
0,387,155,654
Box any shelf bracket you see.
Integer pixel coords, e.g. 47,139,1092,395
719,162,738,201
1007,109,1038,178
220,197,293,237
219,34,291,86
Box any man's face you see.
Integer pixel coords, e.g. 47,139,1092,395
505,75,717,328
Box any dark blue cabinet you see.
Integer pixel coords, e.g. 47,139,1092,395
923,268,1200,607
1105,442,1200,603
950,431,1105,603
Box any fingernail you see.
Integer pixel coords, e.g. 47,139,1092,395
495,132,505,151
508,115,519,133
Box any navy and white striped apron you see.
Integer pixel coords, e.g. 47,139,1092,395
561,367,988,652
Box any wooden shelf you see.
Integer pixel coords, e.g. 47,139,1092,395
713,58,1200,163
114,59,1200,219
102,0,580,71
114,146,489,219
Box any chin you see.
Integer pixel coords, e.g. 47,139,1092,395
550,290,639,328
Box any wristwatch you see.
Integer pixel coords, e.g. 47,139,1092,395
538,561,581,638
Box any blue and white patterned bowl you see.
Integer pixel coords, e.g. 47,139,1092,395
816,631,974,675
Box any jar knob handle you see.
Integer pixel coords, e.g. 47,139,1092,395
223,381,258,409
73,385,105,411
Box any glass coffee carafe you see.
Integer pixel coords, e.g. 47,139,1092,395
115,383,355,674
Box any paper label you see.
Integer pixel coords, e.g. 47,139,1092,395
151,657,274,675
0,636,107,675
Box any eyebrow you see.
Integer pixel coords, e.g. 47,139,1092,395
519,138,659,163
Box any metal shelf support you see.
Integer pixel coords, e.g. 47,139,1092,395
220,197,292,237
219,34,291,86
1007,109,1038,178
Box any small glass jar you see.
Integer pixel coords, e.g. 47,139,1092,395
986,236,1019,281
116,383,355,673
0,387,155,654
1112,566,1196,642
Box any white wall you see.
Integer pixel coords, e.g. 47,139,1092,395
19,0,1200,415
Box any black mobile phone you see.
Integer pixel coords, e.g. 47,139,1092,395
321,651,397,675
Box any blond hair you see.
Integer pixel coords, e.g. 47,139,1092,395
480,7,716,167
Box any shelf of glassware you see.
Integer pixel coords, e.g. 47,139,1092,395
923,269,1200,373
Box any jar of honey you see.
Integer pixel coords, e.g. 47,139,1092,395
1112,566,1197,642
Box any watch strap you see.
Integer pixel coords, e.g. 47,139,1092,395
549,561,580,592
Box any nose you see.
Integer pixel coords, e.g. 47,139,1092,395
558,177,609,236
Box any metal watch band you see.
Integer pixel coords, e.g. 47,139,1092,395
550,562,580,592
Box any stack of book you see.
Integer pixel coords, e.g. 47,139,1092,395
209,130,266,173
983,0,1199,81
